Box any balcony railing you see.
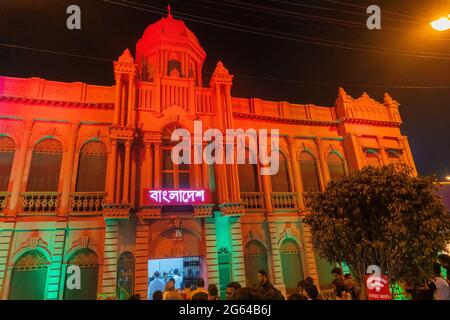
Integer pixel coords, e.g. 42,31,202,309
271,192,297,210
0,192,11,213
70,192,106,214
240,192,265,210
20,192,60,213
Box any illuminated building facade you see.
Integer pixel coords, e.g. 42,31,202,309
0,11,416,299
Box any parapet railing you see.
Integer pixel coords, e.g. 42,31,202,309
240,192,265,211
0,192,11,213
271,192,297,210
19,192,61,214
69,192,106,214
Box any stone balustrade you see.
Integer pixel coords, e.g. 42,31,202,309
19,192,60,213
271,192,297,210
240,192,265,210
0,192,11,213
70,192,106,214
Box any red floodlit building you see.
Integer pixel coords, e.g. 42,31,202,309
0,11,417,300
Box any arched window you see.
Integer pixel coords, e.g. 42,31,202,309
244,240,268,286
27,138,63,191
9,250,49,300
63,248,99,300
168,60,181,77
280,239,304,294
238,163,259,192
364,149,381,167
0,136,15,191
117,252,135,300
387,149,402,164
299,151,320,192
76,141,108,192
271,152,291,192
161,125,190,189
327,152,346,181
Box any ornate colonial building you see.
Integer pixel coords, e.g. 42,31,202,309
0,10,416,299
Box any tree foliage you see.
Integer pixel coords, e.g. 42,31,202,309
304,165,450,292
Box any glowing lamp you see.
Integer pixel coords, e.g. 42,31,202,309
430,16,450,31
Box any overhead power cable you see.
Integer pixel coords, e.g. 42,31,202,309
1,42,449,89
103,0,450,60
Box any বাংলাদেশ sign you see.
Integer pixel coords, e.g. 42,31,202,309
143,189,211,205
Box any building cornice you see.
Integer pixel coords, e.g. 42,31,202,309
341,117,402,128
0,95,114,110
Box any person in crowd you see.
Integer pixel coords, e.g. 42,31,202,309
263,288,285,300
438,254,450,280
128,293,141,300
225,282,242,300
166,289,183,300
298,277,320,300
163,278,176,300
288,293,308,300
208,284,220,300
152,290,163,300
343,273,360,300
190,277,209,299
173,268,183,289
163,272,169,284
257,269,275,295
181,280,192,300
148,271,165,300
432,263,450,300
331,267,352,300
235,287,262,300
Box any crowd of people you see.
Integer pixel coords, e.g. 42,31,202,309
129,257,449,300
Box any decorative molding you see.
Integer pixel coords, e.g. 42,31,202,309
0,95,114,109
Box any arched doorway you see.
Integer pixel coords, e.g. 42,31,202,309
63,248,99,300
148,227,204,294
117,252,135,300
244,240,268,286
9,250,49,300
280,238,304,294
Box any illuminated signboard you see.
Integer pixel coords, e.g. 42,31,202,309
143,189,210,205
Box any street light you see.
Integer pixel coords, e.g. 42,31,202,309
446,175,450,181
430,15,450,31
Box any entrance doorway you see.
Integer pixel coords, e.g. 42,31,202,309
147,256,202,299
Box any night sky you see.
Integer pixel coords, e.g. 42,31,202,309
0,0,449,179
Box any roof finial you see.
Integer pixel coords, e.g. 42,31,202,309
167,4,172,18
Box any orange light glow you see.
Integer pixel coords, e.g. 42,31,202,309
430,16,450,31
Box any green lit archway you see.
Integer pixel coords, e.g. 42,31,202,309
280,238,304,294
9,250,49,300
63,248,99,300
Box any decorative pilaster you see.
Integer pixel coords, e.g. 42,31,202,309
8,119,34,214
267,222,284,286
287,136,304,210
101,220,120,297
107,140,118,203
122,140,132,203
134,222,149,299
46,223,67,300
376,136,387,165
261,166,273,214
204,218,220,288
0,223,14,297
301,223,319,286
60,123,80,215
314,137,330,188
229,217,246,284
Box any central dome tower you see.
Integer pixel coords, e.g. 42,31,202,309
135,5,206,86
